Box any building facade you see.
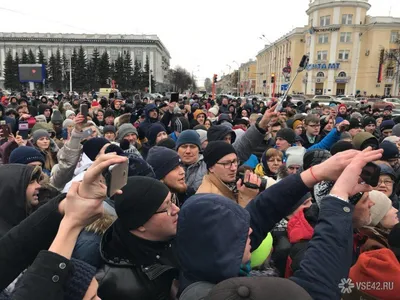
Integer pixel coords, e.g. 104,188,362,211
255,0,400,97
239,60,257,95
0,32,171,89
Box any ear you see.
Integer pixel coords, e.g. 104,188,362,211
209,166,215,174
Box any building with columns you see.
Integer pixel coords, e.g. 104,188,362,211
256,0,400,97
0,32,171,90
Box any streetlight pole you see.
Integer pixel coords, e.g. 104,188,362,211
69,56,72,93
149,70,152,94
233,61,240,96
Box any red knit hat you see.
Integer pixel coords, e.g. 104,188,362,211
338,103,347,111
349,248,400,299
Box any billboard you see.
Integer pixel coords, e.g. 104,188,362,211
18,64,46,83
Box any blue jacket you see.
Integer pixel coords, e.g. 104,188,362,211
307,128,340,151
177,175,355,300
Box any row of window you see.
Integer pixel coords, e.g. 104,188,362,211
316,50,350,61
316,71,347,78
4,47,147,57
318,32,352,44
311,14,353,27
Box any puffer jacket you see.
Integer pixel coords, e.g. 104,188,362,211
50,130,85,191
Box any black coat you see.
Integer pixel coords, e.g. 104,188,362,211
96,221,179,300
300,132,322,149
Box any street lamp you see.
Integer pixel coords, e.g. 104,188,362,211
233,61,240,96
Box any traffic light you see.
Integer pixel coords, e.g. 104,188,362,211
213,74,218,83
271,73,275,84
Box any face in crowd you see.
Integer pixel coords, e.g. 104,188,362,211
209,153,239,183
162,164,187,193
178,144,199,165
305,121,320,137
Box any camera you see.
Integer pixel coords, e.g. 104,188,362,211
237,172,268,191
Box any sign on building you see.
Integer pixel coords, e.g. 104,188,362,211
306,63,341,70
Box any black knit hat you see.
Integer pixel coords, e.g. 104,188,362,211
348,118,362,130
380,141,400,160
176,130,202,150
303,149,331,170
82,137,109,161
207,125,236,143
206,277,312,300
104,109,115,119
157,137,176,149
362,117,376,127
9,146,45,165
203,141,237,169
115,176,170,229
64,258,97,300
276,128,296,144
330,141,354,155
147,146,182,180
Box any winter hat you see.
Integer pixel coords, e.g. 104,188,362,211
176,130,201,150
103,125,116,134
32,129,50,144
303,149,331,171
157,137,176,150
292,119,303,130
383,135,400,145
146,123,167,146
172,116,190,133
63,119,74,128
208,106,219,116
378,163,396,181
352,132,379,150
104,109,115,119
146,146,182,180
286,146,306,167
338,103,347,111
276,128,296,144
207,125,236,143
65,110,76,119
116,123,138,142
82,137,109,161
64,258,97,300
127,156,155,178
193,109,206,120
51,110,63,125
362,117,376,127
349,118,362,130
193,124,208,131
203,141,237,169
380,120,395,132
392,124,400,137
196,129,208,144
206,277,312,300
369,191,393,226
115,176,170,229
35,114,47,123
9,146,45,166
63,102,73,110
380,141,399,161
350,112,362,120
330,140,354,155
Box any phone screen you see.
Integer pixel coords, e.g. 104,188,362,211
107,160,129,197
80,104,88,122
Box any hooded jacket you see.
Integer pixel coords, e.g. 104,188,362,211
138,104,159,139
38,105,53,122
0,164,36,237
352,132,379,150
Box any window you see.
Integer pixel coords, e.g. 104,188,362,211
391,31,399,43
387,67,394,77
316,72,325,77
338,50,350,60
320,16,331,27
318,34,329,44
317,51,328,61
384,84,392,96
342,14,353,25
111,48,118,55
340,32,352,43
338,71,347,77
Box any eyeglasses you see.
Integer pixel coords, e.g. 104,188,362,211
378,179,394,186
154,197,177,216
307,124,321,128
216,159,240,169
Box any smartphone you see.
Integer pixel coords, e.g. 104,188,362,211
82,128,93,139
80,104,88,122
18,121,29,140
62,128,68,140
170,92,179,103
360,162,381,187
0,121,11,139
106,160,129,197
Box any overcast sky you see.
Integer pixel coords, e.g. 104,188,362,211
0,0,399,87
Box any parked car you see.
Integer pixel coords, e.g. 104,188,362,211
383,98,400,109
370,98,395,110
312,95,337,102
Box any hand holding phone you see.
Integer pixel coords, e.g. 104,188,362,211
104,160,129,197
360,162,381,187
80,104,88,123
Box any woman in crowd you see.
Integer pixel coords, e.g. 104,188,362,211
204,119,212,130
255,148,283,180
32,129,59,176
373,163,399,209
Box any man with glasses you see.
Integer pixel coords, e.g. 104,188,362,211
197,141,261,207
97,176,181,300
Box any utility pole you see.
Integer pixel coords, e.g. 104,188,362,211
233,61,240,96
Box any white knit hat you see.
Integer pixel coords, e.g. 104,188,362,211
196,129,208,144
66,110,76,119
208,106,219,117
286,146,306,167
369,190,393,226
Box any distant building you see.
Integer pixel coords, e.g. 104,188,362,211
255,0,400,97
239,60,257,95
0,32,171,90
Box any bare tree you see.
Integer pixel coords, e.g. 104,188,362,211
204,78,212,93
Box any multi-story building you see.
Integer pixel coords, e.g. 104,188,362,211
0,32,171,90
255,0,400,97
239,60,257,95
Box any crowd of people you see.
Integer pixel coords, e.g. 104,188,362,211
0,91,399,300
